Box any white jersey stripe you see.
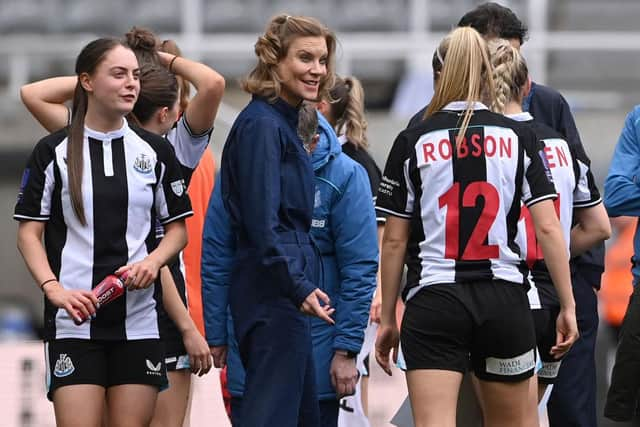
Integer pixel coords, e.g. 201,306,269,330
40,161,55,216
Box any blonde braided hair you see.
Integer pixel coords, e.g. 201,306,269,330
488,39,528,113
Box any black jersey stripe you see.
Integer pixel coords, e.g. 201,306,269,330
89,137,129,339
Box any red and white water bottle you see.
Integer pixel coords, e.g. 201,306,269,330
74,271,128,325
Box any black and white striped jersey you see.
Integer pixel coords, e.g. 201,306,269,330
14,119,193,341
509,112,602,309
376,102,557,302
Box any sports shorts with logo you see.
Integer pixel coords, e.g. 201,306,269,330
532,306,563,384
45,339,166,401
400,280,536,382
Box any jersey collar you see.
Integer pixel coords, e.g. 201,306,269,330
442,101,489,111
506,112,534,122
84,118,129,140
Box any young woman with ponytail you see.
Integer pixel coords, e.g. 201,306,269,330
375,27,578,426
488,38,610,408
14,38,192,427
19,27,224,427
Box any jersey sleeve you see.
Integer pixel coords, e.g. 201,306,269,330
365,156,390,224
520,129,558,207
376,131,415,218
13,137,58,222
154,142,194,224
165,115,212,174
569,144,602,208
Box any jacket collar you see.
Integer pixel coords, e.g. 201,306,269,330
255,95,300,128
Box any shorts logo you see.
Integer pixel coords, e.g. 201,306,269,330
146,359,162,376
53,354,75,377
170,179,186,197
485,349,535,376
538,360,562,379
133,154,153,174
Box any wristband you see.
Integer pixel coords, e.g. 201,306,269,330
40,278,57,291
168,56,179,73
335,349,357,359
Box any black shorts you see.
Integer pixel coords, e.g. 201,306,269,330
532,307,563,384
45,339,167,401
401,280,536,382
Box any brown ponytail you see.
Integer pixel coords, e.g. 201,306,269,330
67,81,88,225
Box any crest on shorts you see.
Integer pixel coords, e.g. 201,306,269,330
53,353,75,377
133,153,153,174
170,179,186,197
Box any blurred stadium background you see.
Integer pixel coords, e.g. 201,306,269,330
0,0,638,425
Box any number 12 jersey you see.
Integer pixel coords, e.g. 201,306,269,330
376,102,557,302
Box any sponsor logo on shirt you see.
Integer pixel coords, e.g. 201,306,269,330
17,168,30,204
538,150,555,183
311,219,326,228
485,349,535,376
133,154,153,174
53,353,75,377
145,359,163,376
170,179,186,197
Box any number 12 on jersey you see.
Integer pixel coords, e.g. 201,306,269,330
519,195,561,267
438,181,500,260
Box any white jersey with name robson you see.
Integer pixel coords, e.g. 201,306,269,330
14,120,193,341
376,102,557,302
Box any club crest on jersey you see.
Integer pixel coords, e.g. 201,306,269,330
53,353,75,377
133,153,153,174
170,179,186,197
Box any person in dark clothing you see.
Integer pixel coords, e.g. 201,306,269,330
219,14,337,427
